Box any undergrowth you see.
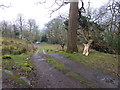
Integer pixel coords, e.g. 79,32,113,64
2,37,36,87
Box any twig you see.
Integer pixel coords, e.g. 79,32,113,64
49,0,70,17
0,4,10,8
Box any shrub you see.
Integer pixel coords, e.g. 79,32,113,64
24,63,29,67
11,50,22,55
22,67,32,72
91,32,120,54
2,38,36,55
2,55,12,59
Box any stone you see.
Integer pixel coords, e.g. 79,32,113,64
4,70,13,75
20,77,31,85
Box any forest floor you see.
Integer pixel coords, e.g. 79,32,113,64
32,44,119,88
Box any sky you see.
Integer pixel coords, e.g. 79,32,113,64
0,0,110,30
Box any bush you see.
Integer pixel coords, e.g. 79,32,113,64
2,45,27,55
91,32,120,54
11,50,22,55
103,33,119,54
24,63,29,67
41,35,48,42
2,38,36,55
2,55,12,59
22,67,32,72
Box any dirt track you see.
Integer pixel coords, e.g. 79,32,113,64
32,45,118,88
49,53,118,88
32,45,86,88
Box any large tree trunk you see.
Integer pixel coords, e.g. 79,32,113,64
67,1,79,53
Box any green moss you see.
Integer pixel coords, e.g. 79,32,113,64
3,53,34,72
3,71,29,86
2,55,12,59
2,37,35,87
22,67,32,72
24,63,29,67
66,71,97,88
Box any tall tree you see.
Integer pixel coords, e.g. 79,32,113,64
17,14,24,40
28,19,36,32
38,0,83,52
13,24,19,38
67,1,79,52
44,16,67,44
2,21,8,37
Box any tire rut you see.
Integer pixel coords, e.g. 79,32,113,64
31,45,86,88
48,53,118,88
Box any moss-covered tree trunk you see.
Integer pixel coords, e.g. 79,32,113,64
67,1,79,53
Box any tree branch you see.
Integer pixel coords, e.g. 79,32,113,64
49,0,70,17
0,4,10,8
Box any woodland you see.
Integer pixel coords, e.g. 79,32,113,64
1,0,120,88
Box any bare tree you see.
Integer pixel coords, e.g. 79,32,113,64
44,16,67,44
12,24,19,38
107,0,120,32
17,14,24,40
1,21,8,37
28,19,36,32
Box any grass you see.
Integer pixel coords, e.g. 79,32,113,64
39,43,68,71
2,37,36,55
46,57,69,71
39,47,43,54
45,56,97,88
39,43,65,54
39,43,118,77
2,53,34,73
59,51,118,77
3,71,30,86
2,37,36,87
66,71,97,88
2,53,35,87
